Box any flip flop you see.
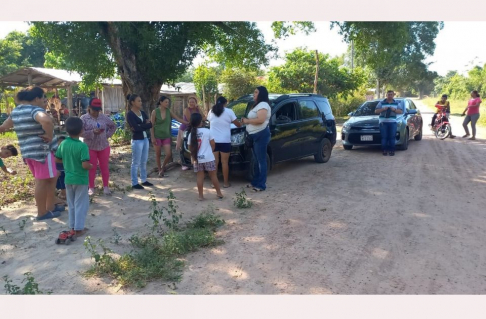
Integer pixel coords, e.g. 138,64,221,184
158,170,168,177
252,187,265,192
36,210,61,221
246,184,254,188
223,184,231,188
216,195,224,200
198,197,205,201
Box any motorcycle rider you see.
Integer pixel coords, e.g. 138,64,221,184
431,94,455,138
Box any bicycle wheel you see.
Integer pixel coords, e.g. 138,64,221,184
435,123,451,140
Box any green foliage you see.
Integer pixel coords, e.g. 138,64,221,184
221,68,259,101
329,92,367,117
3,272,51,295
0,29,46,77
268,48,366,98
193,64,220,107
83,205,225,288
332,22,443,94
234,188,253,208
271,22,316,39
32,22,273,114
148,190,182,233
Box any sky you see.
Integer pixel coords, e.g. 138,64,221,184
1,21,485,77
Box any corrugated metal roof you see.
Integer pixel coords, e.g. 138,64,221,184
0,67,122,87
160,82,224,94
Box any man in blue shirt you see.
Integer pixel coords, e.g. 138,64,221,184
374,90,404,156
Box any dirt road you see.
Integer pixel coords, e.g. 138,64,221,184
1,99,485,294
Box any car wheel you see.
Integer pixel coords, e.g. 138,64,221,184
247,152,271,182
398,129,409,150
314,138,333,163
414,125,423,141
343,144,353,150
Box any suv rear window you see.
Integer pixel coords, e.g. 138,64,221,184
315,99,334,119
299,100,320,119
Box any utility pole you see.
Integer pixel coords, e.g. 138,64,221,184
314,50,319,94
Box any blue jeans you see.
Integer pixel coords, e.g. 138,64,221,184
380,122,397,152
250,127,271,190
66,184,89,231
131,138,149,186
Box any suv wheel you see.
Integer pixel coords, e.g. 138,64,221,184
343,144,353,150
247,153,271,182
314,138,332,163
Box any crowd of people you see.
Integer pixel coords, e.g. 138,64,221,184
0,85,272,238
0,84,481,237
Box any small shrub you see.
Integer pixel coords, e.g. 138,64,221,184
3,272,51,295
234,188,253,208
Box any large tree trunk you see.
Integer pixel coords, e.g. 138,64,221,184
100,22,162,115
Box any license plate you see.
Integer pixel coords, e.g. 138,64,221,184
360,135,373,141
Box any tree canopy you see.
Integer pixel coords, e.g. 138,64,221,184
32,22,275,113
267,48,366,98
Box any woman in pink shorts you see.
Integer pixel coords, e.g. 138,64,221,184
176,97,205,170
150,96,187,176
0,87,63,220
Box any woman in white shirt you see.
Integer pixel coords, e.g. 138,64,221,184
208,96,242,188
241,86,271,192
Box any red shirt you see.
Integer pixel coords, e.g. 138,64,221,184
467,98,481,116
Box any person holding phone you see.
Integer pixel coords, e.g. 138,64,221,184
374,90,404,156
81,98,117,195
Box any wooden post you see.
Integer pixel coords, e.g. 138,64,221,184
314,50,319,94
101,87,105,114
67,84,73,116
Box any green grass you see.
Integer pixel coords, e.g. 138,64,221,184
422,97,486,127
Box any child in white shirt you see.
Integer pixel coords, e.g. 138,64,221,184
187,113,223,201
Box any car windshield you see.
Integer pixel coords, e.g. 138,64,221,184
353,100,404,116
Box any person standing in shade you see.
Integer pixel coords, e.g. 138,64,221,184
177,96,204,170
0,86,63,220
207,96,241,188
81,98,117,195
241,86,272,192
374,90,404,156
150,96,187,177
126,94,154,189
462,90,482,140
55,117,93,237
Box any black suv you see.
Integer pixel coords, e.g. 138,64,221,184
182,93,337,180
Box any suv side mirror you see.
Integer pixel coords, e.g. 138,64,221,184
407,109,417,115
348,112,354,116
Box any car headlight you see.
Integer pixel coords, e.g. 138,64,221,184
342,123,351,132
231,132,245,146
397,121,403,129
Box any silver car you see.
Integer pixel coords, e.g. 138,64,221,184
341,98,423,151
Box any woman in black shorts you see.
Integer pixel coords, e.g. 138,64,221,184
207,96,242,188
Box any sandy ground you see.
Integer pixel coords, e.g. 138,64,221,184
1,99,485,294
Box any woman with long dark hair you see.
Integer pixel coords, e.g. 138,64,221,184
187,113,223,201
0,86,63,220
177,97,205,170
150,95,186,177
207,96,241,187
241,86,271,192
126,94,154,189
462,90,482,140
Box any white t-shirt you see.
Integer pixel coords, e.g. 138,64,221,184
246,102,271,134
208,108,237,143
187,128,215,163
137,114,147,138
